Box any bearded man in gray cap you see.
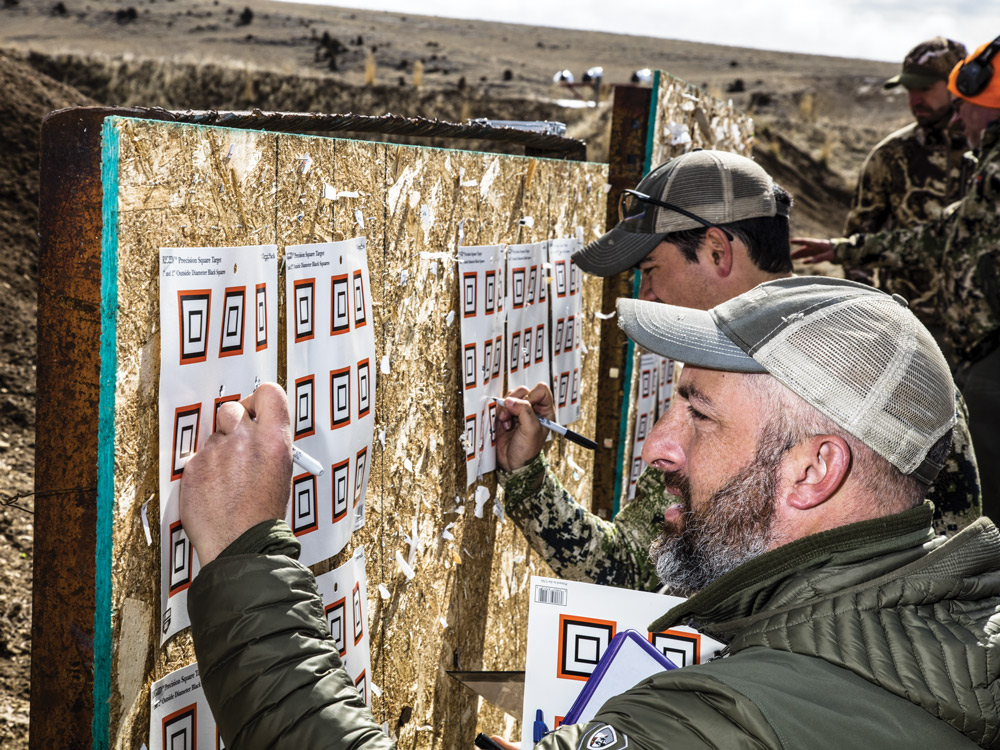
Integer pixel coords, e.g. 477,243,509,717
177,277,1000,749
498,150,981,595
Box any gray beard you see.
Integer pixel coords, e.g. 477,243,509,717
650,427,789,596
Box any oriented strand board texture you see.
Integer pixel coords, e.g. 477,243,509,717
615,73,754,507
108,119,278,748
649,71,755,167
104,117,607,748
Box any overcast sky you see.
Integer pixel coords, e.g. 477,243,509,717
279,0,998,62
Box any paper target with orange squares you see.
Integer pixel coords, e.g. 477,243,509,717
548,238,584,426
285,240,376,566
458,244,507,487
626,353,662,502
520,576,725,747
149,661,220,750
315,546,372,707
158,245,278,645
506,242,550,393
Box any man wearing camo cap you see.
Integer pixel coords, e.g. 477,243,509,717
849,37,969,237
836,37,968,338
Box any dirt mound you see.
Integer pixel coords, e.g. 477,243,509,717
0,51,94,750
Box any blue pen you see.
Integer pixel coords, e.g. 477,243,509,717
533,708,548,742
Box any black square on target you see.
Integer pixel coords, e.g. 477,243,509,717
464,344,477,390
325,598,347,656
168,521,192,595
294,376,315,439
558,614,615,680
463,273,478,318
332,459,350,521
330,367,351,429
171,404,202,480
178,290,211,365
353,271,367,328
555,261,567,297
492,337,502,378
512,268,526,308
255,283,268,351
352,581,364,644
485,271,497,314
161,705,196,750
331,274,351,335
357,359,371,418
293,279,315,343
219,286,246,357
355,447,368,505
292,473,317,536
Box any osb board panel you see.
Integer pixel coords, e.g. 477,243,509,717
105,117,608,749
477,159,608,738
107,119,278,748
649,71,755,168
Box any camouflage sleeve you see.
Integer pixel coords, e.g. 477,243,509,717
843,146,892,236
833,212,953,272
928,389,982,535
497,455,680,591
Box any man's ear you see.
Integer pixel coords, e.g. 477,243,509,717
784,435,851,510
704,227,733,277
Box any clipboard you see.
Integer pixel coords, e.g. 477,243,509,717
562,629,678,726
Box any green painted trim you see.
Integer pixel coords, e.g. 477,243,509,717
611,272,641,516
93,117,121,750
642,69,661,174
614,71,660,514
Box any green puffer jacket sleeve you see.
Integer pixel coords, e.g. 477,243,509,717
188,551,394,749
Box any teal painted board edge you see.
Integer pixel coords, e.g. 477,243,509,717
642,69,661,174
94,116,121,750
612,71,659,516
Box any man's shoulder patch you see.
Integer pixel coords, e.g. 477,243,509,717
577,724,629,750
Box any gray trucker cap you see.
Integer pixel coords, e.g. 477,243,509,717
617,276,956,483
573,150,788,277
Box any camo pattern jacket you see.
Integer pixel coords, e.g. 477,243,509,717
843,119,970,330
837,118,1000,370
498,392,981,591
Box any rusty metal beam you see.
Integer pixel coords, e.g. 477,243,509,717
589,85,651,519
32,107,124,749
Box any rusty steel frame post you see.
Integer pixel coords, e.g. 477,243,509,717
32,107,121,748
589,85,652,519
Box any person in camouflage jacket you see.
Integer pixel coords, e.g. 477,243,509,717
845,37,968,238
793,39,1000,519
844,38,968,332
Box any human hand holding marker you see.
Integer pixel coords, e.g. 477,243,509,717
179,383,292,565
494,383,596,473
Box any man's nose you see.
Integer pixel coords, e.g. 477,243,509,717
641,403,687,470
637,273,658,302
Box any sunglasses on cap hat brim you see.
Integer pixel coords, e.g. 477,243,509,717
619,189,735,242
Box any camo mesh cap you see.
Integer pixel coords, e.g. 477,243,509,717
617,276,956,484
884,36,968,90
573,150,787,277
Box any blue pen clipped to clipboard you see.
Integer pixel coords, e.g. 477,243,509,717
561,629,678,727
